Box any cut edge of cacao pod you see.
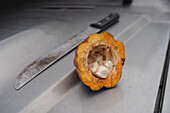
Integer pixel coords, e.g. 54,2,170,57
74,32,125,91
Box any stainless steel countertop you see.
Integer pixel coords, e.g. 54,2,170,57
0,0,170,113
162,61,170,113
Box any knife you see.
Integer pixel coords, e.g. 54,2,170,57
15,13,119,90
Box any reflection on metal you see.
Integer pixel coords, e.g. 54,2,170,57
18,70,79,113
116,15,149,43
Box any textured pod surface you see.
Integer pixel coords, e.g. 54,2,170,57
74,32,125,91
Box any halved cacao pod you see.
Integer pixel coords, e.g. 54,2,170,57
74,32,125,91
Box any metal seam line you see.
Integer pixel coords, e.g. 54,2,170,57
154,36,170,113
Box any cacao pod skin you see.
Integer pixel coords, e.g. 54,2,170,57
74,32,125,91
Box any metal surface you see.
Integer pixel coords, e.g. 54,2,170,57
0,0,170,113
48,22,170,113
154,38,170,113
162,66,170,113
17,21,170,113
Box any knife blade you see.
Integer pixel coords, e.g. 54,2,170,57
15,13,119,90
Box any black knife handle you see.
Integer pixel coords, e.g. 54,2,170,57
90,13,119,31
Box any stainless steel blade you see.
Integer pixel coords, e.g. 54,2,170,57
15,27,99,90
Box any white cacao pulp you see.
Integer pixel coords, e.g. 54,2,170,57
88,45,117,78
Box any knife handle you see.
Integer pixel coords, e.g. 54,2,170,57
90,13,119,31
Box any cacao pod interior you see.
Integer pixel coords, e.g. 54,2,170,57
88,44,117,78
